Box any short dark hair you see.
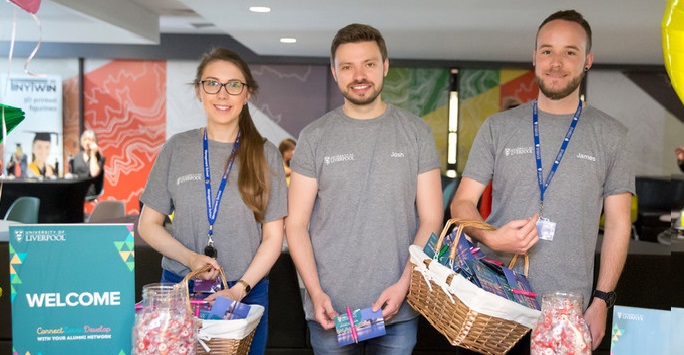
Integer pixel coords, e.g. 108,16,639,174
330,24,388,65
537,10,592,52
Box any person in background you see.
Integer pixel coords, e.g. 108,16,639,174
676,146,684,172
450,10,633,352
69,130,106,196
278,138,296,185
286,24,443,354
138,47,287,355
27,132,56,178
7,143,27,177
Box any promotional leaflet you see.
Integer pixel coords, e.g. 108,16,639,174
10,224,135,354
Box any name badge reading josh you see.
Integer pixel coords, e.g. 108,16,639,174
536,217,556,241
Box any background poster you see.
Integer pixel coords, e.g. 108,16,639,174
9,224,135,354
0,74,63,175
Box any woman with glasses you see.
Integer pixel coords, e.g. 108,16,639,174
138,47,287,355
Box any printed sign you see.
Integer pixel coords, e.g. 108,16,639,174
0,74,63,175
611,305,670,355
10,224,135,354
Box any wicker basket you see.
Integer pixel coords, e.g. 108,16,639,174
407,218,541,355
182,266,262,355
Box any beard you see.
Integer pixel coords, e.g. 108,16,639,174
535,70,584,100
341,81,383,106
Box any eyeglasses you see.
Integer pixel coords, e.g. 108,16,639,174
199,80,248,95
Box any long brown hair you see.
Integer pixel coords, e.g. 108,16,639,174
194,47,270,222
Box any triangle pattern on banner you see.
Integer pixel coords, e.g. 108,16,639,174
114,241,125,251
126,261,135,271
10,253,26,264
119,251,131,262
10,274,22,285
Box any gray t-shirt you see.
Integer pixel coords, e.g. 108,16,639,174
463,101,634,308
291,104,440,324
140,129,288,280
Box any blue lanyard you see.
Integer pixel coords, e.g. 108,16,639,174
533,99,582,213
203,128,240,244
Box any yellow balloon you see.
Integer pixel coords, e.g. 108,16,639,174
663,0,684,104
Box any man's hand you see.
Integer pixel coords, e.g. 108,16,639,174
584,299,608,350
372,279,410,321
310,290,338,330
481,213,540,254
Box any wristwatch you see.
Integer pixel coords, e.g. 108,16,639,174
592,290,617,308
237,279,251,294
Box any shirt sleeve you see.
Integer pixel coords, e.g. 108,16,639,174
462,117,496,185
418,122,441,174
603,132,635,198
290,125,318,179
140,140,174,215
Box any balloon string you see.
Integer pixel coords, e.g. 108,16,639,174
2,7,18,102
24,13,44,77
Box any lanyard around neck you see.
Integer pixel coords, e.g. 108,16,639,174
203,128,240,240
533,99,582,212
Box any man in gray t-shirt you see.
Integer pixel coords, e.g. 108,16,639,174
451,10,634,352
286,24,443,354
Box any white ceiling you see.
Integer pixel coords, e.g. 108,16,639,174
0,0,665,65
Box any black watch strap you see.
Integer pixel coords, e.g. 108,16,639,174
593,290,616,308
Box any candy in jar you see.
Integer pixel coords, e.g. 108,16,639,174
132,283,196,355
531,291,592,355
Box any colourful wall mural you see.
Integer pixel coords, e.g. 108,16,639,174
384,67,450,172
457,68,538,173
69,60,167,214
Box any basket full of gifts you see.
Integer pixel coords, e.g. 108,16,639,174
407,218,542,355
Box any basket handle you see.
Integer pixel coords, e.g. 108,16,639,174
507,253,530,278
434,218,495,261
180,264,229,312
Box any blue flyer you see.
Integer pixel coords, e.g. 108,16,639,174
334,307,386,346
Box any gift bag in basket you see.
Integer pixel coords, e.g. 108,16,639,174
182,266,264,355
407,218,541,355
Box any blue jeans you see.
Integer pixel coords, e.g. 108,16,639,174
308,317,418,355
161,270,269,355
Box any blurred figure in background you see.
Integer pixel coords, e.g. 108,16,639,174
279,138,296,185
69,130,106,196
7,143,27,177
676,146,684,172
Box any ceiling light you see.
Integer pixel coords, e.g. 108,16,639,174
249,6,271,13
280,38,297,44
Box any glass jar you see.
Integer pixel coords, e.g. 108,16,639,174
132,283,196,355
530,291,592,355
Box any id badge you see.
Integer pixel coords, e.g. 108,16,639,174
536,217,556,241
